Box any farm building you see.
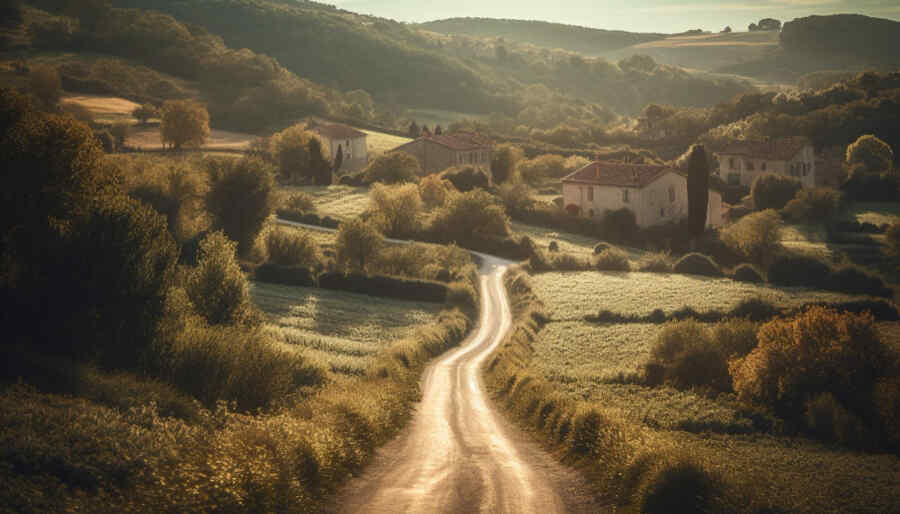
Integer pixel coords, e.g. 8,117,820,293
313,122,368,173
715,136,816,188
561,161,724,229
391,132,492,176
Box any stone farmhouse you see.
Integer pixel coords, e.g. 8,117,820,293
562,162,724,229
392,132,492,176
716,137,816,188
313,123,368,173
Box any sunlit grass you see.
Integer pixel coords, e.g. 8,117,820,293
361,129,411,156
250,281,442,376
531,271,870,320
843,202,900,227
277,184,371,220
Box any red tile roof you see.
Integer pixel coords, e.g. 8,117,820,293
562,162,676,188
314,123,367,140
397,132,492,152
718,137,811,161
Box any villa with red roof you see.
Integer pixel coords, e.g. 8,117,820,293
313,122,368,173
716,137,816,188
562,162,724,229
391,132,492,176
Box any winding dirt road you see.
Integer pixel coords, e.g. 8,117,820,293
328,254,599,513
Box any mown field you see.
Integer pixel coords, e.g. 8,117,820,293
278,184,371,220
524,270,900,513
250,281,443,377
361,129,410,156
530,271,869,320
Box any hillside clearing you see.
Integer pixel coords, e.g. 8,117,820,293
362,129,411,155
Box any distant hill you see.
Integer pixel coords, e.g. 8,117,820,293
418,17,666,55
718,14,900,81
602,30,779,72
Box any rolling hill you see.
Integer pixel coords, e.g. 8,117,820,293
417,17,666,55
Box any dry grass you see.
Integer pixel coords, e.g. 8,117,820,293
277,185,371,220
250,281,442,376
126,126,256,151
530,271,870,320
60,94,141,124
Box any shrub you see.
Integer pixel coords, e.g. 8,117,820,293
93,128,116,153
132,103,158,124
804,392,869,448
846,134,894,173
335,218,383,272
269,125,331,185
429,189,510,243
265,228,320,268
751,173,802,211
28,65,62,110
841,169,900,202
730,307,887,424
672,253,722,277
318,272,447,303
253,263,317,287
593,248,631,271
731,263,764,283
649,320,732,391
569,407,607,457
205,157,275,257
368,183,423,238
634,456,721,514
599,208,638,243
418,174,452,208
783,188,842,223
439,166,491,192
720,209,783,266
283,192,316,214
160,100,209,150
593,242,612,254
498,182,534,216
636,252,672,272
186,232,259,327
363,151,421,184
827,265,892,298
548,241,559,252
517,154,568,183
767,254,831,288
712,318,759,358
490,143,523,183
729,297,779,322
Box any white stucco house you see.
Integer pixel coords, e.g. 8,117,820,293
561,162,724,229
313,123,368,173
716,137,816,188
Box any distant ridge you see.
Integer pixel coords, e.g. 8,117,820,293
418,17,667,55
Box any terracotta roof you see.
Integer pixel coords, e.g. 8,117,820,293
562,162,676,188
314,123,367,140
717,137,811,161
398,132,492,152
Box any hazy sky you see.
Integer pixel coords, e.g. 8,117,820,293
330,0,900,34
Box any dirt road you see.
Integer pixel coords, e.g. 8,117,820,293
329,254,598,513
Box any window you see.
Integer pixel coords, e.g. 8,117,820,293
746,160,755,171
587,187,594,201
729,157,735,169
660,207,665,218
622,189,629,203
668,186,675,203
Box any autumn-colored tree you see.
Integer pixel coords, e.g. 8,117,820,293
160,100,209,150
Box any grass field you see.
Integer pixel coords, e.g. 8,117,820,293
362,129,411,156
524,270,900,513
250,281,442,376
510,221,646,260
278,184,371,221
530,271,868,320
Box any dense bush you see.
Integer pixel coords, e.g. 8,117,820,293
769,254,891,297
633,455,722,514
418,174,453,208
497,182,534,216
672,253,722,277
159,100,209,150
186,232,259,327
599,208,639,243
846,134,894,173
731,263,764,283
751,174,802,211
593,248,631,271
720,209,783,266
253,262,317,287
636,252,672,272
205,156,275,257
804,392,869,448
368,183,423,238
264,228,320,268
335,218,383,272
268,125,332,185
429,189,510,244
730,307,889,437
782,188,842,223
439,166,491,192
363,151,421,184
840,169,899,202
318,272,448,303
490,143,524,183
646,320,732,391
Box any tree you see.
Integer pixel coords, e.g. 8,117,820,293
434,125,443,135
408,121,420,138
28,66,62,111
748,23,759,31
751,174,802,211
363,151,422,184
490,143,524,184
205,157,275,257
186,231,257,326
846,134,894,173
422,124,431,136
336,218,383,272
132,103,159,125
721,26,732,33
758,18,782,31
721,209,783,267
687,144,709,247
160,100,209,150
333,144,344,173
270,124,331,184
369,183,423,238
430,189,510,243
345,89,374,120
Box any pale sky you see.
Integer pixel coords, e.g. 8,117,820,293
330,0,900,34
